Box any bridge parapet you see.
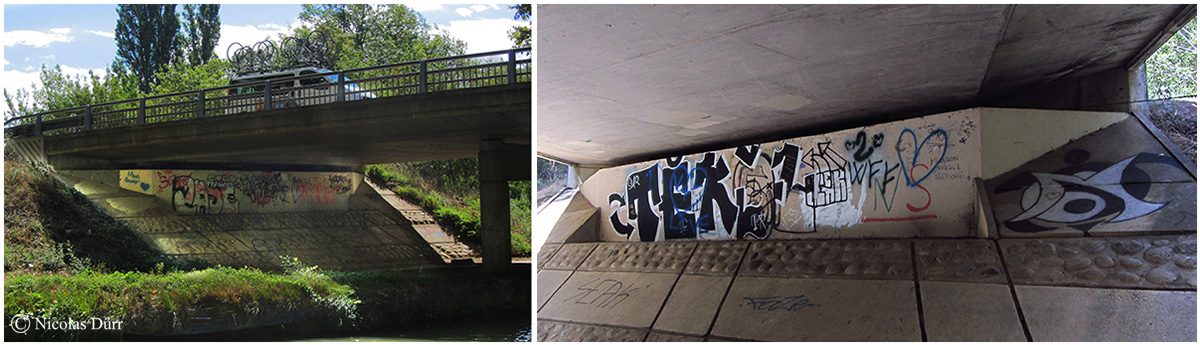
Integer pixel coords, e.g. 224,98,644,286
4,48,530,138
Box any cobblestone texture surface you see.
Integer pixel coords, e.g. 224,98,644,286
1001,235,1197,289
915,239,1006,283
739,240,912,279
580,242,696,273
542,243,597,271
685,242,749,275
538,244,563,270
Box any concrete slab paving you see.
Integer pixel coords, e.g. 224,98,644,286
542,243,598,271
580,241,696,273
1015,285,1197,341
915,239,1006,283
710,276,920,341
1001,235,1197,289
537,269,574,311
739,240,912,280
646,332,704,342
652,274,733,336
539,270,679,329
920,281,1026,342
685,241,749,276
537,320,647,342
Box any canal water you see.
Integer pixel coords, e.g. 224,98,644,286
293,315,532,342
126,313,531,342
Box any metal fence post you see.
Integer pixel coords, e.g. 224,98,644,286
264,80,273,110
138,99,146,125
419,61,428,94
197,91,206,118
34,114,42,136
337,73,346,102
84,105,92,130
508,50,517,84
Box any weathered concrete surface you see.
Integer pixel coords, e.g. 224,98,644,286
1015,285,1197,341
645,332,703,342
740,240,912,280
541,243,597,271
652,274,732,336
538,271,678,329
44,84,530,170
580,242,695,273
915,239,1006,283
589,110,982,241
979,108,1128,179
537,320,647,342
684,241,748,276
57,170,451,271
986,117,1196,237
538,5,1187,167
1001,235,1197,289
710,276,920,341
920,281,1026,342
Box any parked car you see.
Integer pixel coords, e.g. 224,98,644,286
225,67,375,114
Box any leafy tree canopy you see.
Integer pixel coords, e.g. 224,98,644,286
1147,17,1197,98
296,4,467,70
115,4,182,93
509,5,531,48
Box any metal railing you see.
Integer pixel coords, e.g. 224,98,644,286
4,48,531,138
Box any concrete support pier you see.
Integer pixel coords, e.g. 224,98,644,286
479,138,531,271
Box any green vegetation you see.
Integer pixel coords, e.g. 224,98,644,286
365,161,532,257
509,5,532,48
5,260,358,341
4,152,188,273
1147,17,1196,99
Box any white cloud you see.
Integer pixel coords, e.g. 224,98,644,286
215,21,302,59
3,28,74,48
87,30,115,39
455,8,474,17
488,4,501,10
441,18,524,54
469,5,488,13
408,3,443,12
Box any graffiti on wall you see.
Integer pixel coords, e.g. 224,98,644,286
121,170,356,215
997,150,1186,234
606,122,968,241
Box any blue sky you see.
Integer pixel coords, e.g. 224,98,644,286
1,4,524,97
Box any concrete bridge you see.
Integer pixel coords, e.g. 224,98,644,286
534,5,1197,342
6,48,531,272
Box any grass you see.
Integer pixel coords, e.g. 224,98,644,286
4,257,359,341
365,163,531,257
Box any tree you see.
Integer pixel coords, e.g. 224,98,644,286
296,4,466,70
181,4,221,67
115,4,182,93
509,5,531,48
1146,17,1196,98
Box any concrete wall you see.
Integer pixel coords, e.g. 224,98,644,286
979,108,1128,179
117,169,362,215
580,109,983,241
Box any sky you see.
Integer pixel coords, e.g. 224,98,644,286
1,3,525,97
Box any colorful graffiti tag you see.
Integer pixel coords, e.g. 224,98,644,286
603,115,977,241
120,170,357,215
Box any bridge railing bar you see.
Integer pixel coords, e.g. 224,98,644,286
4,47,531,138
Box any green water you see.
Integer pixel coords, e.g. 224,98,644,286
293,316,531,342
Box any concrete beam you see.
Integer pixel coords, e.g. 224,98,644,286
42,84,530,170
